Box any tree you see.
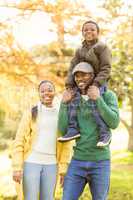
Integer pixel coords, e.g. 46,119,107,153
101,0,133,151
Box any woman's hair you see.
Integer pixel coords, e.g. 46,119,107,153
32,80,55,121
82,20,100,33
38,80,55,91
31,105,38,121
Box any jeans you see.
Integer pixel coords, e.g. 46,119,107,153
67,87,80,135
62,159,110,200
67,85,110,140
23,162,57,200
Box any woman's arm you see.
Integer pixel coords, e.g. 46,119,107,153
96,90,120,129
12,109,31,171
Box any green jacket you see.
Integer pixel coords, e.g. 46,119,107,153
66,40,111,87
58,90,119,161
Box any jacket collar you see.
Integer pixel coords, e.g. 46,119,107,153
82,39,98,49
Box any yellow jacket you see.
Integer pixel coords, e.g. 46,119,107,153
12,107,73,199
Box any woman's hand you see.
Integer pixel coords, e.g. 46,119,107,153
13,170,23,184
62,89,75,103
87,85,100,100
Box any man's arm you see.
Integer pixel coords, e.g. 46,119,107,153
58,102,69,136
95,90,120,129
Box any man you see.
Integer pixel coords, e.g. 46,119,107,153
58,62,119,200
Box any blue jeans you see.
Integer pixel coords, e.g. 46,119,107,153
67,85,110,140
62,159,110,200
23,162,57,200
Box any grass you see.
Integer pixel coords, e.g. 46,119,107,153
0,150,133,200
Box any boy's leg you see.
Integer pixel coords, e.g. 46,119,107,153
62,159,87,200
58,87,81,142
23,162,41,200
88,160,110,200
40,164,57,200
90,85,111,147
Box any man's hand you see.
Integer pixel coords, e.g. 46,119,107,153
60,174,65,187
13,170,23,184
87,85,100,100
62,89,75,103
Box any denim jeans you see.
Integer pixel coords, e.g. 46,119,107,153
67,85,110,140
62,159,110,200
23,162,57,200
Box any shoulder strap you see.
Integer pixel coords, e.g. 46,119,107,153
31,105,38,121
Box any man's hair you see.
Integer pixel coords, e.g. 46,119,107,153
82,20,100,33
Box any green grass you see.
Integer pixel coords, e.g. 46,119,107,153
0,150,133,200
112,150,133,165
109,169,133,200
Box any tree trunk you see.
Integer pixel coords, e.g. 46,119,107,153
127,99,133,151
128,128,133,151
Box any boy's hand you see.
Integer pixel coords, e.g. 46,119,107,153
87,85,100,100
62,89,75,103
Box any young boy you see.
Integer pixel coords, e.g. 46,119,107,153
58,20,112,147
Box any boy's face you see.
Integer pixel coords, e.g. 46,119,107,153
39,82,55,107
82,23,99,41
74,71,94,93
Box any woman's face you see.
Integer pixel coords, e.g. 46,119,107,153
82,22,99,41
39,82,55,107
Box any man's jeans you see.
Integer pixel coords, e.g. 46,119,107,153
62,159,110,200
23,162,57,200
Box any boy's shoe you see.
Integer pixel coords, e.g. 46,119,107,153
97,134,111,148
58,132,80,142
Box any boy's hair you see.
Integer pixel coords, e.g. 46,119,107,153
82,20,100,33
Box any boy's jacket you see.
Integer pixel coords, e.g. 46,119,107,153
66,40,111,87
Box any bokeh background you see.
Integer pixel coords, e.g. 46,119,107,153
0,0,133,199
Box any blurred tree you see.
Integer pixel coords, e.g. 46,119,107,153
0,0,93,79
0,0,133,151
101,0,133,151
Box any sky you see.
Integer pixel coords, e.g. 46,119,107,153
0,0,132,49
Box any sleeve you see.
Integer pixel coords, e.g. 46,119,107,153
65,48,81,87
12,110,31,171
57,141,74,175
93,44,112,86
57,103,69,136
95,91,120,129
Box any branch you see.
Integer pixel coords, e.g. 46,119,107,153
0,4,45,12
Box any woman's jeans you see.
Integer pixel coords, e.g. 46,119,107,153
23,162,57,200
63,159,110,200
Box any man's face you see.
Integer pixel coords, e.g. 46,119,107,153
74,71,94,93
39,82,55,107
82,22,98,41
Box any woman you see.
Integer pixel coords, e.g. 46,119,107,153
12,80,72,200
